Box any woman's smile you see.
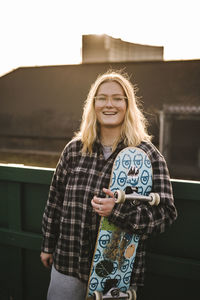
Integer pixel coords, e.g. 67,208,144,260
95,81,127,129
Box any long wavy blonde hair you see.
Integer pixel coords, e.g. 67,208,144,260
74,70,152,153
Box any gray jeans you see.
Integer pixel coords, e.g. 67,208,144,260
47,265,87,300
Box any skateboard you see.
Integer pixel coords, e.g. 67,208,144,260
85,147,160,300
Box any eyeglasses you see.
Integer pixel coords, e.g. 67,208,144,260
94,95,127,106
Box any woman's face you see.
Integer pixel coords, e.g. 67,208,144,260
94,81,127,130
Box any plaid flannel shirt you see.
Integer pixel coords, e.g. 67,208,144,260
41,139,177,286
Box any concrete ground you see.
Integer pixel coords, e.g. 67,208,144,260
0,150,59,168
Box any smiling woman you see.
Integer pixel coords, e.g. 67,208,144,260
94,81,127,144
41,70,177,300
76,71,151,154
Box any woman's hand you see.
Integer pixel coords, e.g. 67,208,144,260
40,252,53,268
91,188,116,217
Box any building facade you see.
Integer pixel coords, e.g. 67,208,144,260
82,34,164,63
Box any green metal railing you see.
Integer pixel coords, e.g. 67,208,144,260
0,164,53,300
0,164,200,300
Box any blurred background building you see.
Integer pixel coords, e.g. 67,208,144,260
82,34,164,63
0,35,200,180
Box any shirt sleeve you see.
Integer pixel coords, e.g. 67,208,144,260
108,145,178,239
41,147,69,253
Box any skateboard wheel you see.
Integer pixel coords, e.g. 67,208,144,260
93,291,103,300
114,190,125,203
127,288,137,300
149,193,160,206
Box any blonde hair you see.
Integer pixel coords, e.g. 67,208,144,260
74,70,152,153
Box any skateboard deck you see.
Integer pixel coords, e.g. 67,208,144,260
86,147,154,299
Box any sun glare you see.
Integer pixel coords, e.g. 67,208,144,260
0,0,199,76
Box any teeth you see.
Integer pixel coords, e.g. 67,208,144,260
103,112,116,115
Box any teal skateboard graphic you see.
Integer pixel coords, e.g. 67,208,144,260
86,147,160,300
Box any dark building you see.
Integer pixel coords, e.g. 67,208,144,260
0,60,200,180
159,105,200,180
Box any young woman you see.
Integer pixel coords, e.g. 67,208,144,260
40,71,177,300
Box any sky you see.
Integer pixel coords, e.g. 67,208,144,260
0,0,200,76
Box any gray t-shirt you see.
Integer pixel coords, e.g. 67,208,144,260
102,145,112,160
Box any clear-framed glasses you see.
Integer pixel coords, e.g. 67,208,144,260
94,95,127,106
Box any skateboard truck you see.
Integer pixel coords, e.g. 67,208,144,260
114,188,160,206
92,287,136,299
89,279,137,300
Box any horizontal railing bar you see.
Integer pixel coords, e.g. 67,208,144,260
146,252,200,281
0,228,42,250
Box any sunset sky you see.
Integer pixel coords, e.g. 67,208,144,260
0,0,199,76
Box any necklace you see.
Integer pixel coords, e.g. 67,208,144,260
102,144,112,148
100,137,116,147
101,143,113,147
